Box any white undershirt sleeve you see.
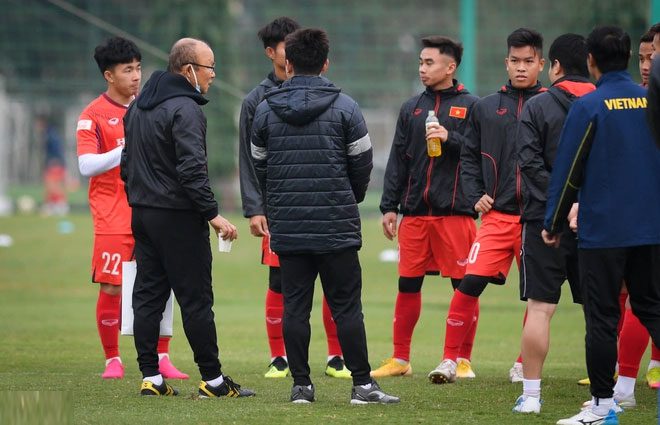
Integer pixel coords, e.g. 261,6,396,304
78,146,123,177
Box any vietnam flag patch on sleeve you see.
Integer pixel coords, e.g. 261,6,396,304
449,106,467,119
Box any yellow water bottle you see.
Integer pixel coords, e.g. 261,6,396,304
426,110,442,157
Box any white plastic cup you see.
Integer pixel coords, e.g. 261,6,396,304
218,233,232,253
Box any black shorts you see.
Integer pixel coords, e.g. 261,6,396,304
519,221,581,304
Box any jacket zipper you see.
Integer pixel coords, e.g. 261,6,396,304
515,92,524,212
422,93,441,215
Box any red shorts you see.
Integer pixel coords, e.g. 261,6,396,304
465,211,522,283
261,234,280,267
91,234,135,285
398,216,476,279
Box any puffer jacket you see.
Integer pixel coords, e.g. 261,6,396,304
251,75,373,254
380,81,478,218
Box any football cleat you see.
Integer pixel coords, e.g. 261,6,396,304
325,356,352,378
102,358,124,379
198,376,256,398
428,359,457,384
290,384,315,403
556,407,619,425
140,380,178,396
512,395,542,414
350,380,400,404
646,366,660,389
456,358,476,379
264,357,289,378
370,358,412,378
158,356,189,380
509,362,523,383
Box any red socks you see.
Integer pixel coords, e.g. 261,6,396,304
617,292,628,334
443,290,478,361
265,289,286,358
618,308,650,377
96,290,121,359
322,297,343,357
458,299,479,360
392,292,422,362
157,336,170,354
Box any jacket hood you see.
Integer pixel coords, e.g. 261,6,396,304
553,75,596,98
136,70,208,110
265,75,340,126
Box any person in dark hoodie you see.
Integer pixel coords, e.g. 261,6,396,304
512,33,595,414
251,28,399,405
429,28,545,386
121,38,254,399
372,36,478,380
238,17,348,380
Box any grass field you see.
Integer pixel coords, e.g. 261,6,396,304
0,213,657,424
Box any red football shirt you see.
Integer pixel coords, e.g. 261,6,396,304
77,93,131,235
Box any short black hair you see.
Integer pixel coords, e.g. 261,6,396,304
257,17,301,49
549,33,589,78
284,28,329,75
93,37,141,74
507,27,543,57
650,22,660,35
421,36,463,66
640,31,655,43
586,25,630,73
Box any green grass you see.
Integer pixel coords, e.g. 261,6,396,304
0,213,657,424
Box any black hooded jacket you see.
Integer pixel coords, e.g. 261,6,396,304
380,81,478,218
121,70,218,220
648,58,660,148
251,75,373,254
461,81,545,215
517,76,595,222
238,72,280,218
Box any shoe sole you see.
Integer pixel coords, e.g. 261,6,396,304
292,399,313,404
350,399,399,405
456,372,476,379
428,373,455,384
370,368,412,378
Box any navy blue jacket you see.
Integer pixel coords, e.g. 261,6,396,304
251,75,373,254
544,71,660,248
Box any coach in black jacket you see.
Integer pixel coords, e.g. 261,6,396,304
648,27,660,147
122,38,253,398
251,28,398,405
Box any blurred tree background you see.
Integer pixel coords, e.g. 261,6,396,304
0,0,653,211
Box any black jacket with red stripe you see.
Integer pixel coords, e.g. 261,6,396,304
380,81,478,218
460,81,545,216
517,76,595,222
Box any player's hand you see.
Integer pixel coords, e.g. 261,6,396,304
209,215,238,241
474,194,494,214
249,215,269,237
426,124,449,143
567,203,579,232
541,229,560,248
382,212,398,240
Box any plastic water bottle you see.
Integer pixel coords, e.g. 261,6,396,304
425,111,442,157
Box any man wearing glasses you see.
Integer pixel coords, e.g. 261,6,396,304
121,38,255,399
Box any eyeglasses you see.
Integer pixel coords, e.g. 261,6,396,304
188,62,215,72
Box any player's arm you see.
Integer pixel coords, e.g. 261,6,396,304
517,102,550,201
238,95,266,219
171,102,219,221
460,101,488,210
544,102,595,236
76,113,121,178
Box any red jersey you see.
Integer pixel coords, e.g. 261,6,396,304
77,94,131,235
